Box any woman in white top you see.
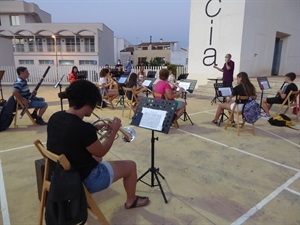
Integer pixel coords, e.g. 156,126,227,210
98,68,118,100
137,66,146,85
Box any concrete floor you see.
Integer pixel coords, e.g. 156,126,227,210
0,78,299,225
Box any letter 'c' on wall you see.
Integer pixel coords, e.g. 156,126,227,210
205,0,221,17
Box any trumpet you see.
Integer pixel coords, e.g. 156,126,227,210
92,117,136,142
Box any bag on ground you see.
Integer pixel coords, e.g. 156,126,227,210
268,114,292,127
0,96,16,131
242,99,260,124
45,162,87,225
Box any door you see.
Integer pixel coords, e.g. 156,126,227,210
271,37,283,76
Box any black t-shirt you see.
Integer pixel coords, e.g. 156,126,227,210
283,83,298,100
47,111,98,181
232,84,248,103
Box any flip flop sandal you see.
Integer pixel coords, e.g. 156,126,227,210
124,196,150,209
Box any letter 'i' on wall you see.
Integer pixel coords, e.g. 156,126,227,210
203,0,221,67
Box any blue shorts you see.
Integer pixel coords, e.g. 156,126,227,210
83,161,114,193
29,97,48,109
176,100,184,109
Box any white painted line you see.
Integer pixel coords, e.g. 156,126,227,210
285,187,300,196
231,171,300,225
0,141,46,154
178,129,300,172
0,159,11,225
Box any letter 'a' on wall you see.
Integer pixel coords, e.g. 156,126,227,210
188,0,300,86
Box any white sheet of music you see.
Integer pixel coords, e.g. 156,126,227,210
178,82,190,90
260,81,270,90
139,107,167,131
218,87,232,96
142,80,152,87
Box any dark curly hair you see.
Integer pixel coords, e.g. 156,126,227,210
66,80,101,109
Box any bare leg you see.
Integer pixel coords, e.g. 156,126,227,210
38,105,48,117
261,99,271,116
108,160,148,207
213,102,231,122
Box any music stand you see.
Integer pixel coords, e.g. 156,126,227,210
177,73,189,81
146,71,156,78
131,97,178,203
115,75,129,106
177,79,197,125
215,85,232,126
208,78,223,104
0,70,5,102
54,74,65,111
141,78,156,97
257,77,271,113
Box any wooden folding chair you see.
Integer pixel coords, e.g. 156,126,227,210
96,83,117,109
273,90,299,122
122,87,138,118
152,92,179,128
33,139,110,225
225,96,255,136
13,94,36,127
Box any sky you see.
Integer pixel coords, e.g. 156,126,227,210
28,0,191,48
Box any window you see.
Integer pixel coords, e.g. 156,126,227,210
84,38,95,52
138,57,147,64
36,37,43,52
79,60,97,65
142,46,148,50
39,60,54,65
59,60,74,66
19,60,34,65
28,38,35,52
56,38,62,52
10,16,20,26
76,37,80,52
47,38,55,52
12,38,25,52
66,37,75,52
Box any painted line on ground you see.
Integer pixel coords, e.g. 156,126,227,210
0,141,46,154
285,187,300,196
231,171,300,225
0,159,11,225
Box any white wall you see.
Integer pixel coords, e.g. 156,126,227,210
188,0,300,86
0,37,14,66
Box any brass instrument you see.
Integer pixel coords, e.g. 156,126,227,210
92,117,136,142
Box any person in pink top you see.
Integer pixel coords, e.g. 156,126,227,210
154,68,186,121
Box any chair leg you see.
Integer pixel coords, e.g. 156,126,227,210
84,187,110,225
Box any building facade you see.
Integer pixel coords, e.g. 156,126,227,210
188,0,300,85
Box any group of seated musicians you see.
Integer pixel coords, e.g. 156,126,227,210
211,71,298,125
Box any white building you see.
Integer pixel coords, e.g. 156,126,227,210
188,0,300,85
0,0,114,69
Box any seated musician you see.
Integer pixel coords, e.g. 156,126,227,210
126,73,147,109
68,66,78,83
154,68,186,122
12,66,48,125
98,68,118,102
261,72,298,117
47,79,150,209
167,65,177,89
212,72,257,125
137,66,146,86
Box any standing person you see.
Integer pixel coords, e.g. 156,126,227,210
212,72,257,125
261,72,298,117
12,66,48,125
46,80,150,209
213,53,235,87
68,66,78,83
124,60,133,73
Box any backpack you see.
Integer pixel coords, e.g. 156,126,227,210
268,114,292,127
242,99,260,124
45,162,88,225
0,96,16,132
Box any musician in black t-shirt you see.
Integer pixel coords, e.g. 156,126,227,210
212,72,257,125
261,72,298,117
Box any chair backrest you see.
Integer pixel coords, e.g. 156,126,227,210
122,86,137,102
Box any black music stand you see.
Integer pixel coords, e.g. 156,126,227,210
141,78,156,97
146,71,156,78
131,97,178,203
257,77,271,113
208,78,223,104
54,74,65,111
0,70,5,103
215,85,232,126
177,79,197,125
115,75,128,106
177,73,189,81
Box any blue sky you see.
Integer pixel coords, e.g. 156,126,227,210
29,0,191,48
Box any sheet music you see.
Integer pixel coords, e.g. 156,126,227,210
218,87,232,96
139,107,167,131
178,82,190,90
260,80,270,90
142,79,152,87
118,77,127,84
